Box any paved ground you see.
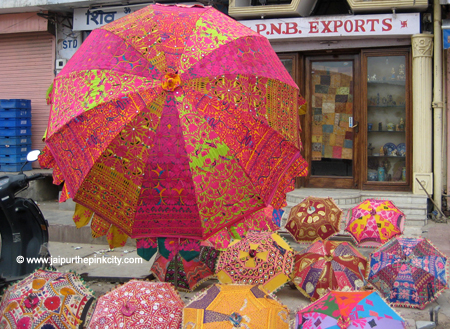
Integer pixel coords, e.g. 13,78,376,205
38,197,450,329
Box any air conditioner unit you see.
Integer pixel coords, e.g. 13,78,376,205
55,59,67,70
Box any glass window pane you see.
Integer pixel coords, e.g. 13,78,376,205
310,61,354,177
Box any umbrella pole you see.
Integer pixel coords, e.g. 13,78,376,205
174,238,180,289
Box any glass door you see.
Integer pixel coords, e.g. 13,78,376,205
362,50,411,190
305,55,360,189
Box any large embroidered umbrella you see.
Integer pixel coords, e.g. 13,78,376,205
137,237,219,291
368,236,448,309
39,3,308,246
345,199,405,247
286,196,342,243
216,231,294,293
183,284,289,329
292,240,368,301
201,205,280,251
0,269,95,329
295,290,406,329
87,280,184,329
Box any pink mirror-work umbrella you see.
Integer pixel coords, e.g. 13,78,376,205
39,3,308,247
87,280,184,329
345,199,405,247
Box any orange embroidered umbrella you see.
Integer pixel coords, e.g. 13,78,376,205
183,284,289,329
286,196,343,243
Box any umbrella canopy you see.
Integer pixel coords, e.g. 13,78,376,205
201,205,280,250
216,231,294,293
87,280,184,329
286,196,343,243
39,3,308,243
295,290,406,329
292,240,368,301
137,237,219,291
368,236,448,309
183,284,289,329
345,199,405,247
0,269,95,329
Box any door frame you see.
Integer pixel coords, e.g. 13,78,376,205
304,53,362,189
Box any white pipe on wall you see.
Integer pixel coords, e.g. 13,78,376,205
433,0,444,211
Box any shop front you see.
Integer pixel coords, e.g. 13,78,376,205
240,13,422,192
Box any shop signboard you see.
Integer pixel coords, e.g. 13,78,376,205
240,13,420,40
73,4,149,31
73,2,202,31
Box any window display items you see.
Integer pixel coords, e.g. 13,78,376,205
377,167,385,181
386,123,395,131
396,118,405,131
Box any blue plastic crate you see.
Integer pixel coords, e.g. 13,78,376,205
0,118,31,128
0,136,32,146
0,162,32,172
0,99,31,109
0,154,27,163
0,108,31,118
0,127,32,137
0,145,31,156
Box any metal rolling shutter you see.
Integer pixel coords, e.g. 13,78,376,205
0,32,55,166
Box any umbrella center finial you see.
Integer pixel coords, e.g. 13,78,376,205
229,312,242,327
121,301,136,316
307,206,316,214
161,72,181,91
370,208,377,216
24,294,39,309
337,315,350,329
249,249,257,258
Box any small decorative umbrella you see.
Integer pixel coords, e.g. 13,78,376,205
295,290,406,329
137,237,219,291
292,240,368,301
183,284,289,329
286,196,343,243
87,280,184,329
368,236,448,309
0,269,95,329
216,231,294,293
39,3,308,245
345,199,405,247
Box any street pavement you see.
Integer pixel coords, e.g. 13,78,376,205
37,200,450,328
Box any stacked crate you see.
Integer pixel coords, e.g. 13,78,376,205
0,99,32,171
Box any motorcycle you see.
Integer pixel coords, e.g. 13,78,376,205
0,150,50,287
